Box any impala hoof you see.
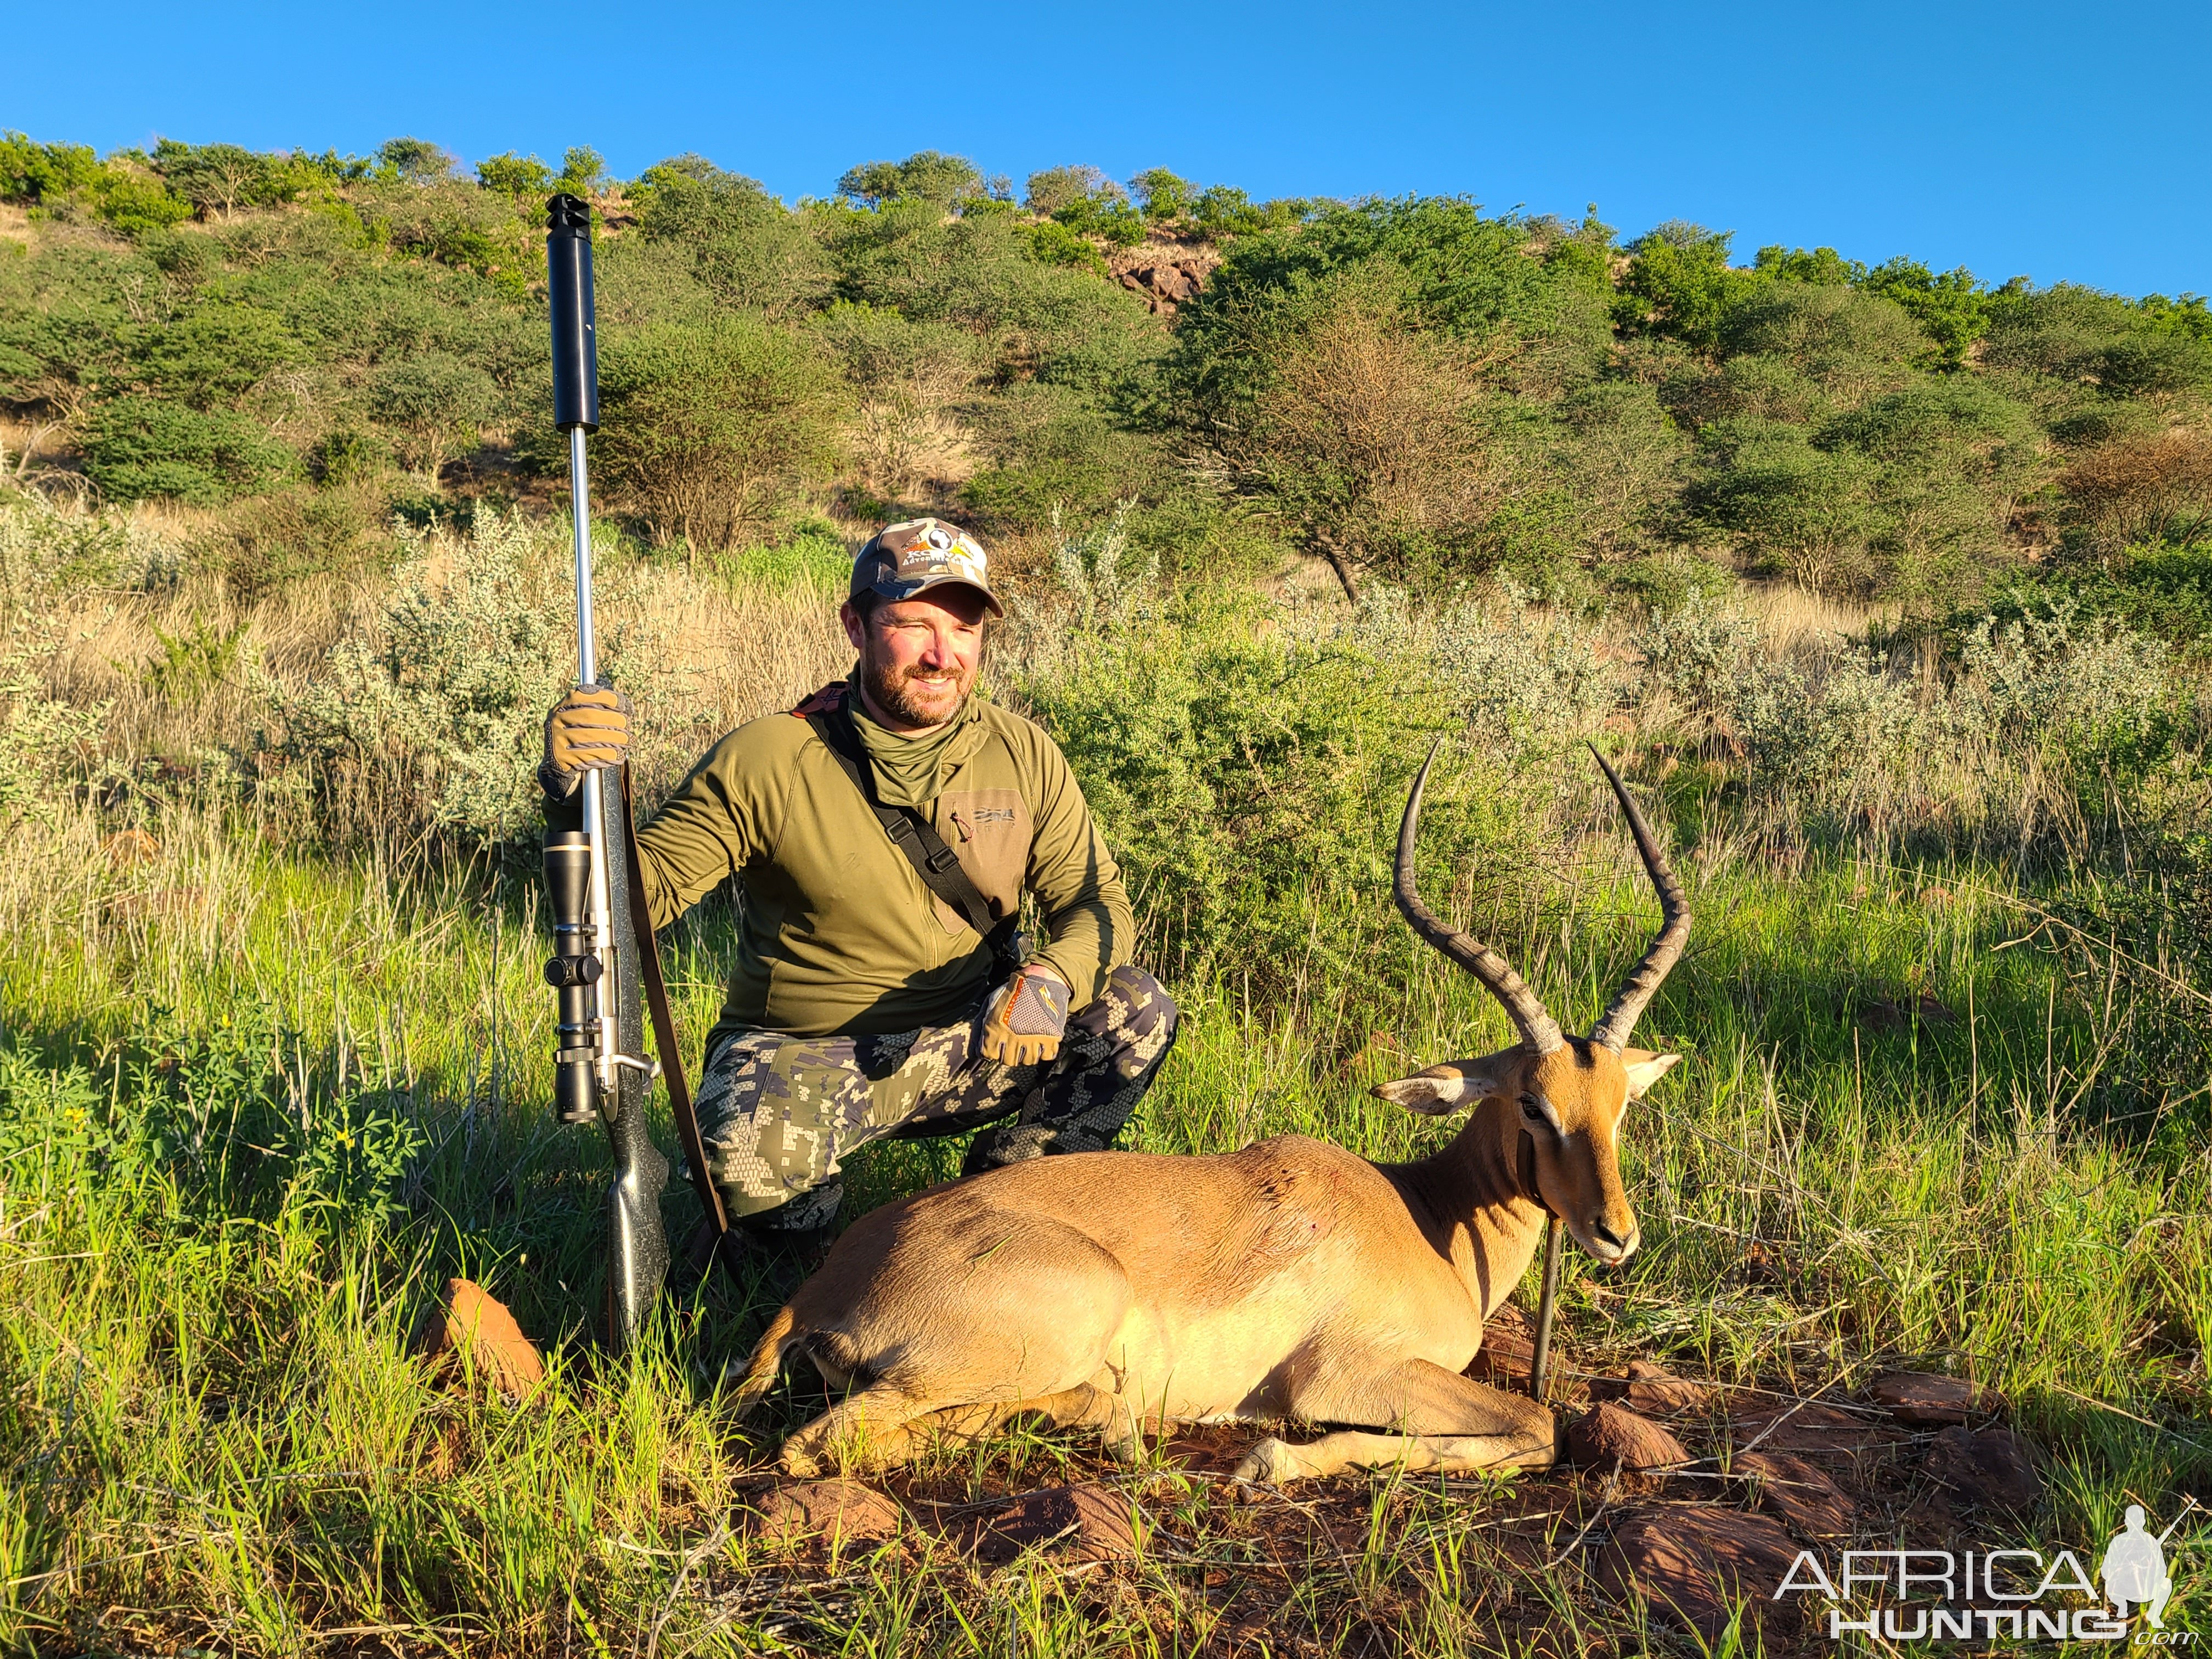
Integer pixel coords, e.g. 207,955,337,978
1233,1437,1296,1484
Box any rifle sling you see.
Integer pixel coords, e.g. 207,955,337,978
617,765,731,1262
805,703,1017,957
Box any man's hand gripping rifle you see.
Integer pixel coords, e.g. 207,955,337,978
540,194,730,1352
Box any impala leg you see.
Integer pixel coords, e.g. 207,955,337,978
782,1382,1136,1477
780,1384,934,1477
909,1383,1133,1452
1235,1358,1555,1483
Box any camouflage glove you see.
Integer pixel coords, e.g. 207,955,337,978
978,964,1072,1067
540,684,633,799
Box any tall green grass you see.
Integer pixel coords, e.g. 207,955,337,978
2,797,2204,1650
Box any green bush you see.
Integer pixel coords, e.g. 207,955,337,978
593,314,847,549
369,352,497,479
375,137,455,184
0,132,101,204
709,520,850,591
1984,283,2212,398
1713,283,1926,402
1054,195,1146,248
473,152,553,198
692,216,837,318
836,151,984,209
82,397,293,504
149,139,317,218
133,301,298,408
1858,257,2002,369
189,487,386,600
1026,219,1106,273
1189,185,1309,241
0,1015,425,1227
555,146,608,199
1130,167,1192,222
1183,197,1610,357
1692,374,2040,605
267,509,568,844
631,155,778,242
1011,588,1586,989
1615,223,1756,347
1973,543,2212,658
87,166,192,234
1024,166,1113,218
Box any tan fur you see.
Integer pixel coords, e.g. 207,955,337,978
735,1038,1674,1483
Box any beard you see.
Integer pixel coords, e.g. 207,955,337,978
859,643,976,729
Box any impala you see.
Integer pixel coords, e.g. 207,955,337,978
733,743,1690,1482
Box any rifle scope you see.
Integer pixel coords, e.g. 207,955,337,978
544,830,602,1123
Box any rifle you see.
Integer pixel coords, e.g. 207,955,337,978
541,191,666,1348
541,193,723,1352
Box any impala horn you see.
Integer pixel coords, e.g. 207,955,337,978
1585,743,1691,1054
1395,739,1564,1055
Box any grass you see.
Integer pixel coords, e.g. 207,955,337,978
2,787,2207,1654
3,500,2209,1652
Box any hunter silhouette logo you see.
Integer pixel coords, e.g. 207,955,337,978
1778,1502,2198,1644
2102,1504,2181,1629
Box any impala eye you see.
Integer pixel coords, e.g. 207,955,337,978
1519,1094,1545,1120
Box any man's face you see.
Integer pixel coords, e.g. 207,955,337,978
841,586,990,730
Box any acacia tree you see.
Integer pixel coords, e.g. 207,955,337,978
836,151,984,209
369,353,497,483
2061,430,2212,553
593,315,847,550
1188,265,1494,600
150,140,307,219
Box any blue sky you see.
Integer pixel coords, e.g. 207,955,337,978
11,0,2208,297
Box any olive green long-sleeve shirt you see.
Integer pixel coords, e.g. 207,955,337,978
634,689,1136,1046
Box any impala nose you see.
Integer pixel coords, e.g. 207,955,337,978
1591,1218,1638,1260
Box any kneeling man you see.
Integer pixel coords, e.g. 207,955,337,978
540,518,1178,1245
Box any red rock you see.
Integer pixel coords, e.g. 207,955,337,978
411,1278,543,1397
1567,1402,1690,1471
1613,1361,1710,1414
975,1482,1138,1565
1468,1306,1537,1389
1734,1450,1856,1536
751,1479,902,1544
1730,1401,1909,1465
1595,1506,1803,1640
1115,261,1206,314
1868,1371,1999,1425
1924,1425,2040,1513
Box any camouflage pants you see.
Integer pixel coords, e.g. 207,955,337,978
694,965,1178,1231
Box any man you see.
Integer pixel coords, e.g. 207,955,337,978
540,517,1178,1248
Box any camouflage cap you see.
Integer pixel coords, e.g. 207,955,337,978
850,518,1003,618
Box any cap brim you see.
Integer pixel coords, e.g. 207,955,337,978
864,573,1005,618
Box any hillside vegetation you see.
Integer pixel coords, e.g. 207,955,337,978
7,132,2212,619
0,133,2208,1653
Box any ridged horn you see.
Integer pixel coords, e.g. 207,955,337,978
1587,743,1692,1053
1395,739,1562,1056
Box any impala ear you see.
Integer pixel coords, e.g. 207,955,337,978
1373,1052,1518,1115
1620,1049,1681,1099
